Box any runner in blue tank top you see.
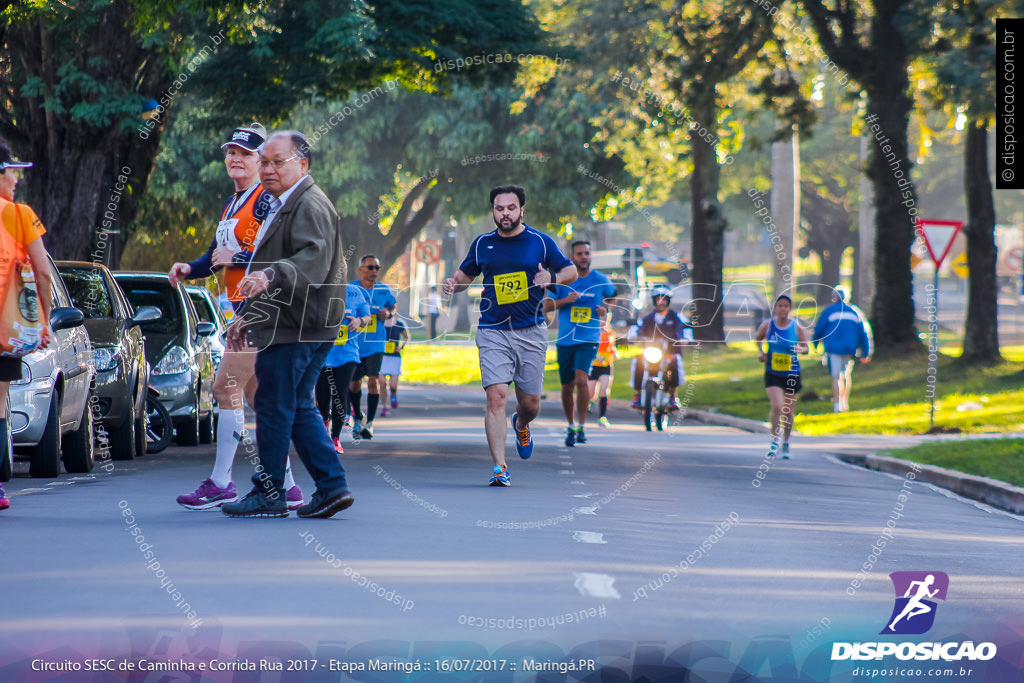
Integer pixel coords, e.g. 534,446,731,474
754,294,808,459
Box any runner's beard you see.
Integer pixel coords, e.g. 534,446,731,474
494,216,521,233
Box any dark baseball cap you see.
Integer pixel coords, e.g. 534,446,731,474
220,123,267,152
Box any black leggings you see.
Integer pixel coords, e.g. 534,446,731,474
315,362,358,438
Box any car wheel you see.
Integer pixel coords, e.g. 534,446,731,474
134,407,146,458
198,407,214,445
145,395,173,454
0,400,12,482
109,408,136,461
175,392,200,447
29,395,62,478
63,394,96,474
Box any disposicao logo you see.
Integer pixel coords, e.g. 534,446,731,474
881,571,949,635
831,571,997,663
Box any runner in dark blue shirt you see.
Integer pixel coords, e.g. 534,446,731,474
443,185,576,486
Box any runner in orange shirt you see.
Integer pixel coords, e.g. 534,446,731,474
0,139,55,511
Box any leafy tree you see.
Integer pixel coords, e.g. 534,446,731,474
0,0,550,264
800,0,938,355
548,0,784,341
919,0,1012,364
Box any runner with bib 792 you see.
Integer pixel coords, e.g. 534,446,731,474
442,185,576,487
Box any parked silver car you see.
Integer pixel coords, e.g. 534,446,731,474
10,255,96,478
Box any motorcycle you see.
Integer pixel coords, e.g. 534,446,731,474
635,341,676,432
144,385,173,454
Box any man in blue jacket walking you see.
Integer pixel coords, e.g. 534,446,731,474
813,287,873,413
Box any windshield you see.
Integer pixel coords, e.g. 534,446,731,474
118,282,182,335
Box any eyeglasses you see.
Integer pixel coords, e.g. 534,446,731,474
361,264,381,270
258,155,300,170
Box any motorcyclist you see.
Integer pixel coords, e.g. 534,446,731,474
627,285,694,410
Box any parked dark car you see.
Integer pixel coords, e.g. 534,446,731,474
9,254,95,477
56,261,160,460
112,272,216,446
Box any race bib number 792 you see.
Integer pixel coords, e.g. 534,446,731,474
493,271,529,305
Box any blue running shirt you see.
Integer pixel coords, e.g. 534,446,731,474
349,280,397,357
765,318,801,377
459,225,572,330
547,270,617,345
325,285,370,367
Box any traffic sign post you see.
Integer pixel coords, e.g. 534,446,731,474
415,240,442,264
915,218,964,431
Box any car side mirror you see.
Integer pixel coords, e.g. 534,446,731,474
196,321,217,337
130,305,162,327
50,307,85,332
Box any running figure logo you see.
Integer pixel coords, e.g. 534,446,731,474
881,571,949,635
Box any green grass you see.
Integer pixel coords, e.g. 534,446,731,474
404,340,1024,436
882,439,1024,488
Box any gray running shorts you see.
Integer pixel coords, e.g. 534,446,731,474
476,324,548,395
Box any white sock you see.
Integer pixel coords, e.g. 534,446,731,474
211,409,245,489
283,459,296,490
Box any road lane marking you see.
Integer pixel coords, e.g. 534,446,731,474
573,572,620,599
573,531,607,544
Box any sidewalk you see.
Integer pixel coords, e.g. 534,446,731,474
681,401,1024,516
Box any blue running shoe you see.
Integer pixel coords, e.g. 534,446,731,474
781,443,790,459
489,464,510,487
511,412,533,459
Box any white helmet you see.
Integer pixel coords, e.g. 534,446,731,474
651,285,673,300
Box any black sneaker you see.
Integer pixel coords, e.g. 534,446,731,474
576,426,587,444
565,427,576,447
297,488,355,518
222,489,288,518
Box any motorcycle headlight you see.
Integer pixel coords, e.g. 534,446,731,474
93,346,120,372
643,346,664,364
153,345,191,376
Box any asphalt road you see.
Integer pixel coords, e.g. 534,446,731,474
2,385,1022,682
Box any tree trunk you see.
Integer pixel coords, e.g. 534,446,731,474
688,97,726,343
960,119,1002,364
864,66,920,355
338,182,441,275
816,248,842,305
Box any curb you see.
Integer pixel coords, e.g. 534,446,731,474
835,452,1024,516
682,408,772,434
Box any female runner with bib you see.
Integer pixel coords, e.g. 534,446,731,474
754,294,808,459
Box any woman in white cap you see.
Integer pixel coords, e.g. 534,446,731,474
0,138,55,511
169,123,304,511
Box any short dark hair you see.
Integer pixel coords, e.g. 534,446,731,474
490,185,526,208
270,130,312,169
570,240,591,251
360,254,380,266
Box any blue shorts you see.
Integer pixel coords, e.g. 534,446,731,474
556,343,599,385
